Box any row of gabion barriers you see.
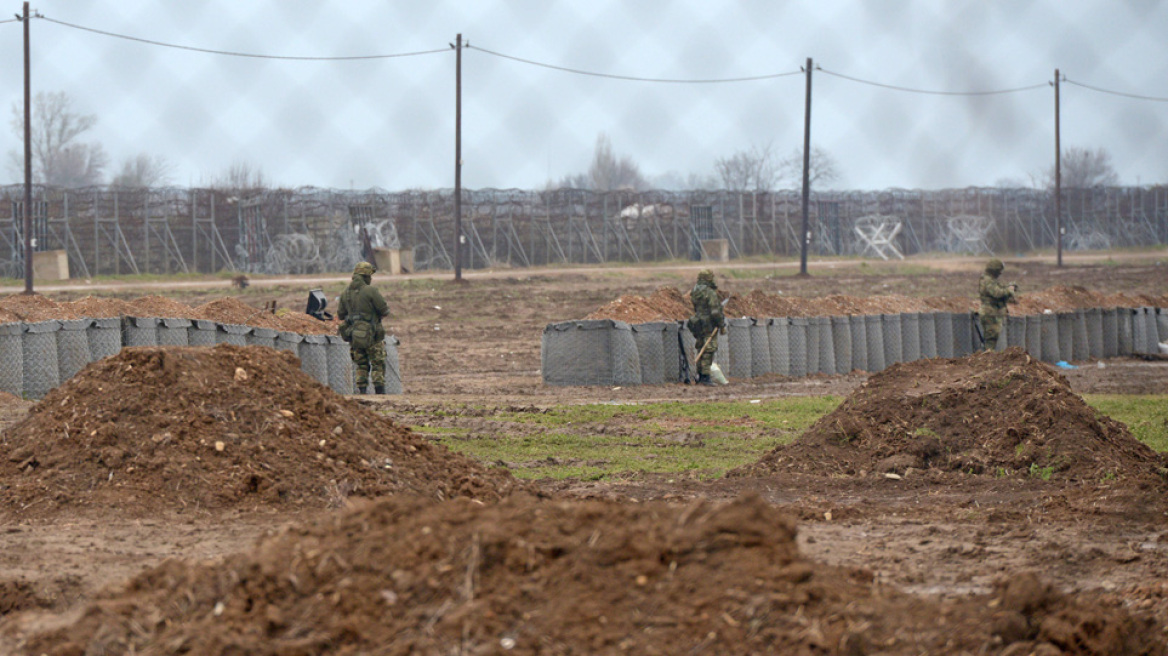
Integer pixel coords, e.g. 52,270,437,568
0,318,402,400
541,307,1168,386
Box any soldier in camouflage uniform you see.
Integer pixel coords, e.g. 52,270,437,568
978,258,1017,351
689,269,725,385
338,261,390,393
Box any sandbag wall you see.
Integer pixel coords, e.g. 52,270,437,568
0,316,402,399
541,307,1167,386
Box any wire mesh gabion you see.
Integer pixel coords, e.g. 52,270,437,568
541,320,641,387
247,327,278,349
299,334,330,386
750,318,773,377
918,312,938,359
788,318,809,378
22,321,61,400
0,323,24,397
123,316,160,347
188,319,218,346
850,315,869,370
326,335,355,395
881,313,903,365
900,312,921,361
631,322,667,385
768,317,791,377
384,336,403,395
726,318,754,379
87,318,122,361
216,323,251,346
830,316,851,374
158,318,192,346
56,319,92,383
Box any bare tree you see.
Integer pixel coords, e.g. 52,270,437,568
777,146,840,189
204,160,269,193
110,153,174,188
1045,146,1119,188
556,133,646,191
715,142,781,192
8,91,108,187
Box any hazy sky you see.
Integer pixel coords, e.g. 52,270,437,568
2,1,1166,191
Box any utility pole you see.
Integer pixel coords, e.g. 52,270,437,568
1053,68,1062,267
452,33,464,282
22,1,33,294
798,57,813,276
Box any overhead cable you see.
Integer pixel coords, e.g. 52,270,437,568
38,15,450,60
818,67,1048,96
1063,78,1168,102
469,44,802,83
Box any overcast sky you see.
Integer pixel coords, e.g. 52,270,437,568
2,1,1166,191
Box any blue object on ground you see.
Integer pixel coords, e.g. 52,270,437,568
1054,360,1078,369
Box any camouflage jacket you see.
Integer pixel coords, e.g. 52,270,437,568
978,274,1015,318
338,274,389,341
689,282,725,335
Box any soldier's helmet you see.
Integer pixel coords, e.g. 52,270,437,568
354,261,375,276
985,258,1004,275
697,269,716,285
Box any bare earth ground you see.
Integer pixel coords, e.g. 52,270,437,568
1,254,1167,651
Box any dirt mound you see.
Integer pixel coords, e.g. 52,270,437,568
585,285,1166,322
192,296,336,334
1015,285,1168,314
584,286,692,322
0,345,522,518
734,349,1168,483
24,493,1163,655
0,294,81,323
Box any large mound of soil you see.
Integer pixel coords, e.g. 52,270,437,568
0,293,337,334
25,493,1163,655
585,284,1168,322
0,345,522,518
734,349,1168,484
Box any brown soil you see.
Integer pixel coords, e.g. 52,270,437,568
0,259,1167,653
22,493,1164,656
0,345,523,519
190,297,336,334
0,295,81,322
734,349,1168,486
586,283,1168,321
0,293,337,335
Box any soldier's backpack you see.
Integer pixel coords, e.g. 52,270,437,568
338,318,354,343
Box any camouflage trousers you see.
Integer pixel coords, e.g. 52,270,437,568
351,340,387,388
980,314,1003,351
693,330,719,375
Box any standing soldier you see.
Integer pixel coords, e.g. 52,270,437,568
338,261,390,394
978,258,1017,351
688,269,725,385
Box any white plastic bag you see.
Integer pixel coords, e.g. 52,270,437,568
710,362,730,385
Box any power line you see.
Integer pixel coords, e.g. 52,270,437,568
818,66,1048,96
0,18,22,25
469,44,803,83
38,15,450,61
1064,78,1168,102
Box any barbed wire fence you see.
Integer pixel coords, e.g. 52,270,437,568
2,9,1168,281
2,184,1166,278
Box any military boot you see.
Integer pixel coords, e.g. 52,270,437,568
697,373,715,386
374,384,387,395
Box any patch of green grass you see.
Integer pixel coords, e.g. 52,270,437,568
436,397,841,481
1028,462,1054,481
1085,395,1168,452
912,427,938,438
